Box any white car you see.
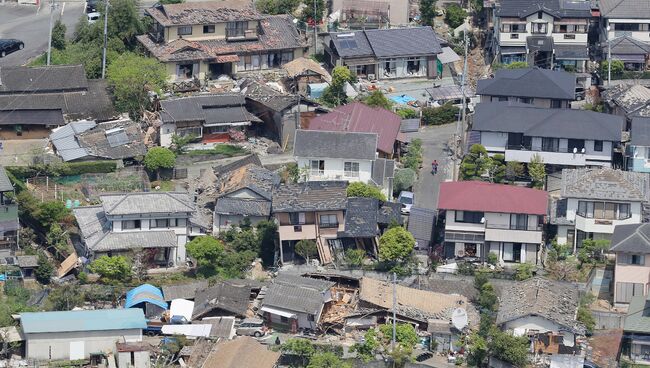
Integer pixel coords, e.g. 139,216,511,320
398,191,414,215
87,12,101,24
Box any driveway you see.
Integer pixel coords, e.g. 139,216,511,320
408,123,456,211
0,1,85,66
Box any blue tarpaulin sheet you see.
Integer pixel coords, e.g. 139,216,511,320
391,94,417,104
125,284,168,310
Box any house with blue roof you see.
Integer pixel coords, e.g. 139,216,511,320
20,309,147,361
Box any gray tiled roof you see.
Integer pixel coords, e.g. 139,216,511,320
609,36,650,55
496,0,591,18
496,277,584,334
400,119,420,133
600,0,650,19
0,166,13,193
338,198,403,238
263,274,334,314
624,294,650,333
561,167,650,202
476,67,576,100
611,223,650,253
602,83,650,117
554,45,589,60
100,192,195,216
364,27,442,57
217,163,279,201
0,110,65,127
92,230,177,252
0,65,87,93
73,205,110,250
17,255,38,268
78,120,147,160
215,197,271,217
294,130,378,160
371,158,395,187
272,181,348,213
192,281,251,319
160,94,259,125
329,31,375,58
473,102,624,141
407,207,436,243
632,117,650,146
162,280,209,301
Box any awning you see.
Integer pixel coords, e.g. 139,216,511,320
214,54,240,63
438,46,461,64
613,54,646,63
261,306,297,319
500,46,526,55
203,121,252,127
554,45,589,60
527,36,553,52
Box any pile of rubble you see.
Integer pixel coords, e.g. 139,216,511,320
235,137,283,156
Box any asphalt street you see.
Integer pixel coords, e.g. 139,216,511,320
0,1,84,67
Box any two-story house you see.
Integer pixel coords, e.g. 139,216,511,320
628,117,650,173
272,181,348,266
476,67,576,108
437,181,548,265
293,130,395,198
552,168,649,251
473,102,624,168
600,0,650,71
611,223,650,308
73,192,207,267
137,1,306,82
493,0,591,71
0,166,18,259
329,0,410,29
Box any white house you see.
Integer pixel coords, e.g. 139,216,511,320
73,192,208,267
551,168,649,251
294,130,395,198
437,181,548,265
600,0,650,71
473,102,624,168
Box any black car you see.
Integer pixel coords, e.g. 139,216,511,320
86,0,99,13
0,39,24,58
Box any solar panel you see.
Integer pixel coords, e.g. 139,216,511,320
339,39,358,49
106,127,129,147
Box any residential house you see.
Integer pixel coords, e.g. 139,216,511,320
492,0,591,71
213,163,280,233
473,102,624,168
272,181,348,265
610,223,650,307
159,94,261,147
330,0,411,29
116,343,151,368
437,181,548,265
294,130,395,197
260,274,335,333
407,206,437,252
282,57,331,94
324,27,442,80
50,119,146,162
601,83,650,125
496,277,584,355
476,67,576,108
552,168,648,251
599,0,650,71
336,197,402,261
200,337,280,368
73,192,207,267
162,280,209,302
137,1,306,82
623,292,650,364
192,281,252,320
306,102,403,158
0,166,18,259
16,256,38,280
0,65,117,139
628,117,650,172
20,309,147,360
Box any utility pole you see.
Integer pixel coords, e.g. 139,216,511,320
606,25,611,87
46,0,55,66
101,0,109,79
454,29,469,180
313,0,318,55
391,272,397,352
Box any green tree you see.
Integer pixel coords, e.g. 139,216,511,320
186,236,226,277
470,0,483,14
89,255,132,284
419,0,437,26
528,154,546,189
256,0,301,14
35,253,54,285
460,144,490,180
478,283,498,312
46,223,71,259
224,228,259,254
36,200,70,228
487,154,506,183
104,0,145,47
307,352,352,368
393,168,417,194
578,239,610,265
489,330,530,366
46,284,85,311
301,0,326,24
396,108,418,119
281,338,315,366
364,90,393,110
257,220,278,267
378,227,415,262
170,134,196,155
421,103,459,125
506,61,529,69
351,329,379,362
600,59,624,77
514,262,534,281
321,66,353,107
346,181,386,201
402,138,423,171
467,331,488,366
144,147,176,179
345,249,366,267
217,250,256,279
505,160,524,182
445,4,467,29
379,323,419,349
52,20,67,50
295,239,318,263
106,52,167,119
577,294,596,334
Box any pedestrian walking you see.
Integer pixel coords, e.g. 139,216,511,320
432,160,438,175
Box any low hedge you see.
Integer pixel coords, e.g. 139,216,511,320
7,160,118,179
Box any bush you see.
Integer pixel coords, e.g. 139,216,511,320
396,108,418,119
514,262,534,281
600,59,624,78
394,168,417,193
89,255,132,284
445,4,468,29
6,161,117,179
345,249,365,267
346,182,386,201
422,103,459,125
402,138,423,171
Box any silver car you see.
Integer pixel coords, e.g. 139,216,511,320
236,318,267,337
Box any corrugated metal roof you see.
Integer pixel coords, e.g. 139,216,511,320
125,284,168,310
50,121,96,162
20,309,147,334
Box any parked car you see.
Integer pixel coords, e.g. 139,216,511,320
87,12,100,24
398,191,414,215
86,0,99,13
236,318,267,337
0,39,24,58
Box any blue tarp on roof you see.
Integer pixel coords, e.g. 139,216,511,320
20,309,147,334
125,284,168,310
308,83,328,99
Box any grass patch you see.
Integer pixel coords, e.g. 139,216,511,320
186,144,248,157
151,180,175,191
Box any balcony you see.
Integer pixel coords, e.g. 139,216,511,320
484,223,542,244
505,146,587,166
226,29,259,41
444,231,485,243
574,213,626,234
278,223,317,241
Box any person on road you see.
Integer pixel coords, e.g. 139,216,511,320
432,160,438,175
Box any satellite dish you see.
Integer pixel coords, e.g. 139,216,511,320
451,308,468,331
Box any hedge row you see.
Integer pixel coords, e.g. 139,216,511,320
5,169,27,193
6,161,118,179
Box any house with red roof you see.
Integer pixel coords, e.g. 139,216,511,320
306,102,404,158
437,181,548,265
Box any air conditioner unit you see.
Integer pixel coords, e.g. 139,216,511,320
456,249,465,258
367,74,376,81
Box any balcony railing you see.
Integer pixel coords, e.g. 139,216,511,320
485,222,542,231
506,144,580,154
226,28,259,40
444,231,485,242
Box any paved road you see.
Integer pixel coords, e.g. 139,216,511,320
0,1,85,67
408,123,456,211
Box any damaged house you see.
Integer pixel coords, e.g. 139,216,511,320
192,280,253,320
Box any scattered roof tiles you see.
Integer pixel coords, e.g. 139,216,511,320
602,83,650,117
561,167,650,202
307,102,401,155
476,67,576,100
217,163,279,201
240,79,299,112
100,192,195,216
294,130,378,160
0,65,87,93
201,337,280,368
192,281,251,319
338,198,402,238
146,0,261,26
438,181,548,215
262,274,334,314
272,181,348,213
160,94,260,125
215,197,271,217
610,223,650,253
162,280,209,301
282,57,331,82
16,255,38,268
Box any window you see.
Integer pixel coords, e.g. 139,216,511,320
177,63,195,79
568,139,585,152
384,58,397,77
455,211,484,224
502,243,522,262
594,140,603,152
617,254,645,265
151,219,177,228
226,21,247,37
177,26,192,36
510,33,519,39
532,22,547,34
541,137,559,152
538,11,543,19
280,316,289,323
464,244,477,257
122,220,141,230
519,97,532,104
307,314,315,321
289,212,306,225
310,160,325,176
344,162,360,178
281,51,294,64
510,214,528,230
550,99,562,108
203,25,215,34
407,57,423,75
319,214,338,228
578,201,632,220
563,34,576,39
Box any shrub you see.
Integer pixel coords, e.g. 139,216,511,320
394,168,417,193
346,182,386,201
445,4,468,29
421,103,459,125
396,108,418,119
